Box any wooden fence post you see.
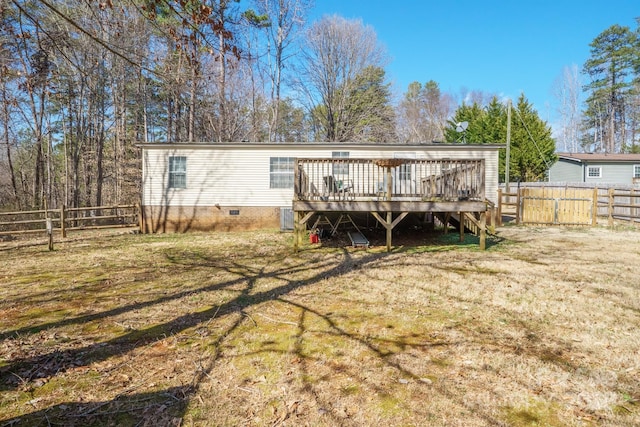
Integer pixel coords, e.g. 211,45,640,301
608,188,614,227
631,189,636,225
60,205,67,238
136,203,143,233
489,202,497,229
46,218,54,251
515,187,521,225
497,188,503,226
592,188,598,227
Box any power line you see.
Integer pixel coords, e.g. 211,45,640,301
511,103,553,171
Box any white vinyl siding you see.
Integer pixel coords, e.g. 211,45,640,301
142,144,501,207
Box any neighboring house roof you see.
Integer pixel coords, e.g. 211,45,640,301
556,152,640,162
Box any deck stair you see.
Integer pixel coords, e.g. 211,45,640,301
435,212,479,235
436,211,496,237
435,212,469,234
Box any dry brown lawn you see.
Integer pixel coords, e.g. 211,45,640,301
0,225,639,426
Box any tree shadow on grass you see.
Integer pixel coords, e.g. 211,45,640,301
1,232,589,426
0,245,390,423
0,386,189,427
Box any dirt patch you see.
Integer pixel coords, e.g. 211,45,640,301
1,226,639,426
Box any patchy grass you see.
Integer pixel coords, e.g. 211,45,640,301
1,226,639,426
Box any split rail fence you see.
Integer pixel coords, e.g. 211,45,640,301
497,186,640,227
0,205,141,237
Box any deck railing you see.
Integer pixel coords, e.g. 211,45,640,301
294,158,485,202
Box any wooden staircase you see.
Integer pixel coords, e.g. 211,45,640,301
435,211,494,237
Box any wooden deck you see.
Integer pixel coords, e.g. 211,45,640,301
292,158,490,251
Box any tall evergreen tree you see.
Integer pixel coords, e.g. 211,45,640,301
582,24,638,153
445,94,556,182
340,66,396,142
444,102,484,143
478,97,506,143
509,94,557,181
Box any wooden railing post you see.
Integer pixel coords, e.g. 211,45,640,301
293,159,300,200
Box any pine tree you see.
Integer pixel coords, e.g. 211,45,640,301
582,24,638,153
444,102,484,143
340,66,396,142
445,94,556,182
509,94,557,181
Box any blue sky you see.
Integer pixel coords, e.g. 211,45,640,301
308,1,638,127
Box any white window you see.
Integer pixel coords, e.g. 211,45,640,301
168,156,187,189
587,166,601,178
633,165,640,178
270,157,294,189
394,152,416,181
332,151,349,176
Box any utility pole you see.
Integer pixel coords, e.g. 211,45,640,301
505,99,511,193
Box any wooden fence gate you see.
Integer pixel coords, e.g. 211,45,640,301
519,188,597,226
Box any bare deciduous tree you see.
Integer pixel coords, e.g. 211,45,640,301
298,15,387,142
250,0,311,142
397,80,454,143
553,64,582,152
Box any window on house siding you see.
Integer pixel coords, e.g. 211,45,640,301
270,157,294,189
168,156,187,189
332,151,349,176
587,166,601,178
394,152,416,180
634,165,640,178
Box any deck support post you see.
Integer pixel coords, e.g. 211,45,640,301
444,212,451,234
386,211,392,252
479,211,487,250
293,210,301,252
293,211,316,252
459,212,465,242
371,211,409,253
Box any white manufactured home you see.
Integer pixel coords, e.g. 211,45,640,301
140,142,502,247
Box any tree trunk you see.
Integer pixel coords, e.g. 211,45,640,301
1,87,20,208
